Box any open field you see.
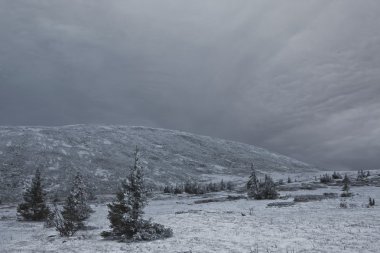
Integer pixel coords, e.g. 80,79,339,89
1,183,380,253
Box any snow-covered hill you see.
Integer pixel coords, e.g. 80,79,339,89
0,125,317,201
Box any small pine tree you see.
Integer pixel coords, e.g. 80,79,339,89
320,173,333,184
125,147,148,230
287,177,292,183
106,188,133,237
61,173,92,229
369,197,375,207
261,175,278,199
52,204,78,237
247,164,278,200
226,181,234,191
220,180,226,191
17,169,50,221
332,171,342,179
247,164,259,199
357,170,368,181
341,174,351,197
102,147,172,241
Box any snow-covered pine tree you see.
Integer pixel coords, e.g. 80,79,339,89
341,174,351,197
247,164,259,199
17,168,50,221
102,146,172,241
125,147,147,231
61,172,92,229
220,179,226,191
52,204,78,237
262,175,278,199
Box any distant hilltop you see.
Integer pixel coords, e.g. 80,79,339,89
0,125,317,201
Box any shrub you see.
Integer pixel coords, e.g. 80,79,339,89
340,199,348,209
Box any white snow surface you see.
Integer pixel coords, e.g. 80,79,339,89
0,185,379,252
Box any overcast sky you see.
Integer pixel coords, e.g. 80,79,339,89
0,0,379,169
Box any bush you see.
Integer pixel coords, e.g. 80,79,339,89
340,192,352,197
130,220,173,242
340,200,348,209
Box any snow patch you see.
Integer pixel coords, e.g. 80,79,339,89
103,140,112,145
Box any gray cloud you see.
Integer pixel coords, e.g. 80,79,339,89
0,0,379,169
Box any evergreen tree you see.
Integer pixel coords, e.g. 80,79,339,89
220,180,226,191
125,147,147,231
106,188,133,237
102,147,172,241
226,181,234,191
247,164,278,200
103,147,147,238
247,164,259,199
52,204,78,237
341,174,351,197
17,169,50,221
61,172,92,229
261,175,278,199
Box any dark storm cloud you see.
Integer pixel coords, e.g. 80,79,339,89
1,0,379,169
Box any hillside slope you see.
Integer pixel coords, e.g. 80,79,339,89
0,125,317,201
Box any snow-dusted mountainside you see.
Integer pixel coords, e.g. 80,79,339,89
0,125,317,201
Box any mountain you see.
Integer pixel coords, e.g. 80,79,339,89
0,125,317,201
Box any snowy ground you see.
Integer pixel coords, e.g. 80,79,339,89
1,185,380,253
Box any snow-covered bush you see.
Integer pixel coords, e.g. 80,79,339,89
339,199,348,209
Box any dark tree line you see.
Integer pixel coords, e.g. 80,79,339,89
163,180,234,195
